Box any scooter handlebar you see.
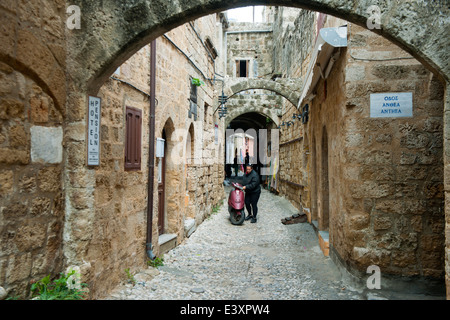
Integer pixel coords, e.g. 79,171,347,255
231,182,244,190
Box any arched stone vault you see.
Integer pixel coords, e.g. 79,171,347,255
221,77,300,127
223,78,302,107
66,0,449,94
225,104,281,128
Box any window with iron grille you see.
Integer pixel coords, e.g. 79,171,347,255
125,106,142,170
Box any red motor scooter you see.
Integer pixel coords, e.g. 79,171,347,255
228,182,246,225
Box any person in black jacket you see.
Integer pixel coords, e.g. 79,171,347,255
242,164,261,223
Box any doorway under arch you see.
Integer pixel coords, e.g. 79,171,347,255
320,126,330,232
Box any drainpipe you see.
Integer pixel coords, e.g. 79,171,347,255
146,40,157,260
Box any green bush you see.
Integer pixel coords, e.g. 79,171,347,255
147,256,164,268
31,269,88,300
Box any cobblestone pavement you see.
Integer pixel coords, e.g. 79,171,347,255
107,186,370,300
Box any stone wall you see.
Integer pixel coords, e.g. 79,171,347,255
86,44,151,297
274,9,327,212
0,7,226,299
226,22,274,79
0,62,64,298
85,15,225,298
225,92,282,128
0,0,67,299
272,7,315,78
274,9,446,284
334,25,445,279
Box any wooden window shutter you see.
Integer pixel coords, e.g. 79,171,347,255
125,106,142,170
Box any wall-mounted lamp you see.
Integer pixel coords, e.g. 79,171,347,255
301,104,309,124
292,104,309,124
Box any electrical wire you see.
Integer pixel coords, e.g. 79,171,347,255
347,22,415,62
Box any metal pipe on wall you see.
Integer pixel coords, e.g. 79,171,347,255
146,40,157,260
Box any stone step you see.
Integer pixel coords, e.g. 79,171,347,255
310,220,329,257
184,218,196,238
302,207,311,223
311,220,319,231
318,231,330,257
158,233,177,255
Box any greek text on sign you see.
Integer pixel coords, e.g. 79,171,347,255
87,96,101,166
370,92,413,118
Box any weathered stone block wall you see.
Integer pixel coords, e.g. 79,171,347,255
274,9,445,282
272,7,315,78
308,50,347,234
0,63,64,298
156,18,225,240
226,22,274,79
274,8,324,212
226,92,282,128
278,104,308,210
84,15,225,298
335,25,445,278
87,45,151,297
0,1,67,111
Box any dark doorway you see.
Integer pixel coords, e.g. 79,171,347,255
321,126,329,231
158,129,166,235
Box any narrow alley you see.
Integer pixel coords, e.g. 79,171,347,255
107,186,364,300
1,2,449,302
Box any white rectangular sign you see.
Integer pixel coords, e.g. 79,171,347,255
87,96,101,166
370,92,413,118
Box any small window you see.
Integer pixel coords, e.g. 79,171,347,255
204,103,209,123
236,60,249,77
205,37,218,59
125,106,142,170
189,78,198,120
190,79,198,104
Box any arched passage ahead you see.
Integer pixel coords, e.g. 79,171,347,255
225,111,277,178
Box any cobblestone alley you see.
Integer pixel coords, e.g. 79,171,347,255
107,186,367,300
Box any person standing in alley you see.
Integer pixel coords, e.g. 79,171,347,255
243,164,261,223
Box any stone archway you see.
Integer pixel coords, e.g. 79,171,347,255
223,78,303,107
59,0,449,297
222,78,300,128
225,99,281,128
3,0,447,298
65,1,449,94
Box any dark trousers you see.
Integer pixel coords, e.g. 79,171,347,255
245,191,261,218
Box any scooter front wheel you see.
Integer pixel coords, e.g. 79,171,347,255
229,208,245,225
